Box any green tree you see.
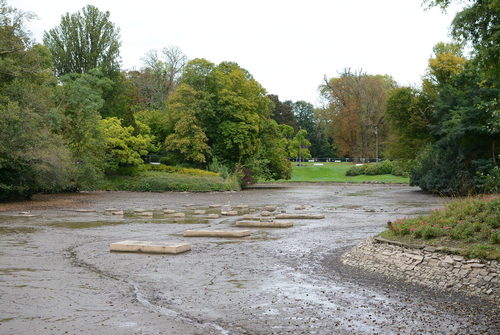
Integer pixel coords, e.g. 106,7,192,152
0,0,74,199
165,84,210,164
411,61,499,194
43,5,121,77
55,71,111,187
288,129,312,161
100,117,154,170
267,94,297,129
385,87,433,159
425,0,499,79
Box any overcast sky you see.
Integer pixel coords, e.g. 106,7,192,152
11,0,460,105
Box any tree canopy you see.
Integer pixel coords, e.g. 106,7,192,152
43,5,121,77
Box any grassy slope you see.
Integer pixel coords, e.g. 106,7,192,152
380,195,499,260
277,162,409,183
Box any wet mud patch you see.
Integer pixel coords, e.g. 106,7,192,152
345,190,375,196
49,220,130,229
0,226,37,234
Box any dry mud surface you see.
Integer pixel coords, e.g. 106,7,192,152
0,184,498,335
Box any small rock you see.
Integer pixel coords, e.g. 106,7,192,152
294,205,306,210
207,214,220,219
260,211,273,217
111,211,124,215
264,205,277,212
194,210,206,215
173,212,185,218
164,209,176,214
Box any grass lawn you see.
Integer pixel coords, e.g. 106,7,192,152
276,162,409,183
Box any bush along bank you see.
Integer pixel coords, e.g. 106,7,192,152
97,164,241,192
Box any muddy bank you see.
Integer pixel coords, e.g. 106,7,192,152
0,184,498,334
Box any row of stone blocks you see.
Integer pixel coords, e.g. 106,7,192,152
109,213,325,254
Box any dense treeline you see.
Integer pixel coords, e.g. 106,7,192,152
0,2,303,199
0,0,497,200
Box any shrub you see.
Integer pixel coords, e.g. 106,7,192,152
391,159,412,177
345,160,394,176
387,196,499,243
208,157,230,179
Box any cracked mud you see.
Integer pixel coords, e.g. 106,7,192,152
0,184,498,334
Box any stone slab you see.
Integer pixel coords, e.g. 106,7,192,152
183,230,251,237
275,214,325,219
221,210,238,216
110,240,191,254
235,220,293,228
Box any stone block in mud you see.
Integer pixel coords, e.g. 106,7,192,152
263,205,277,212
235,220,293,228
236,204,249,209
183,230,251,237
194,210,206,215
134,209,146,213
163,209,176,214
209,204,222,208
138,211,153,216
172,212,186,218
221,210,238,216
275,213,325,219
207,214,220,219
294,205,306,210
75,209,96,213
104,208,119,212
260,211,273,217
111,211,124,215
110,241,191,254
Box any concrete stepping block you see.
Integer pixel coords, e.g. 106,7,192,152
207,214,220,219
111,210,124,215
221,210,238,216
235,220,293,228
164,209,176,214
194,210,206,215
295,205,306,210
209,204,222,208
183,230,251,237
275,214,325,219
264,205,277,212
104,208,119,212
110,241,191,254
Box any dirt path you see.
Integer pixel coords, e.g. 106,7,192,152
0,184,497,334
